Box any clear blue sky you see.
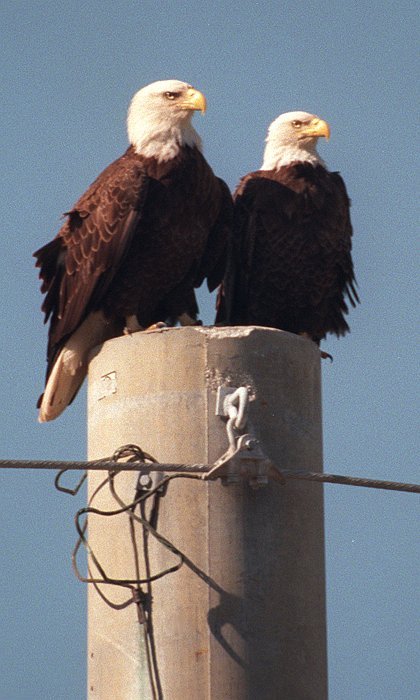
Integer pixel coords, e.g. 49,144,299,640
1,1,418,698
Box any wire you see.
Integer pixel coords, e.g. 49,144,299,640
1,458,418,493
277,469,420,494
68,446,207,700
50,442,417,698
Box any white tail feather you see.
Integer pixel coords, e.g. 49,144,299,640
38,311,112,422
38,347,86,422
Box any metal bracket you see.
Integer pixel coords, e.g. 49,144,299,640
136,470,167,495
205,433,284,488
210,386,284,488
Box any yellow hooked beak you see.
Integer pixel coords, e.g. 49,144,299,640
179,87,207,113
301,117,330,140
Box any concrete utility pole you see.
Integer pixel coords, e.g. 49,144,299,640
86,326,327,700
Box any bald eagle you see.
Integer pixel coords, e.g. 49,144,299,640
35,80,232,422
216,111,359,350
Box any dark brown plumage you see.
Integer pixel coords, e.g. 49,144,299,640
35,80,232,421
216,111,358,344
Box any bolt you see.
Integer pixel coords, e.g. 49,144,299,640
138,473,153,489
249,475,269,489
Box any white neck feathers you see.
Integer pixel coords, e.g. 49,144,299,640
261,142,324,170
127,109,202,162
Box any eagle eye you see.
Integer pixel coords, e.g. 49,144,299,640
292,120,302,128
164,91,179,100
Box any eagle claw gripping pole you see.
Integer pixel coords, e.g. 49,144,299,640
205,387,284,487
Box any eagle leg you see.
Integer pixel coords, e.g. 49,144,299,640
124,315,144,335
124,316,168,334
177,312,203,327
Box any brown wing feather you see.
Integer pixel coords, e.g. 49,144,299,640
34,148,149,370
195,177,233,292
217,163,358,340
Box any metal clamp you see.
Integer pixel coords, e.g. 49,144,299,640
209,386,284,488
205,433,284,487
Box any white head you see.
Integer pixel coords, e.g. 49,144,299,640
127,79,206,161
261,111,330,170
